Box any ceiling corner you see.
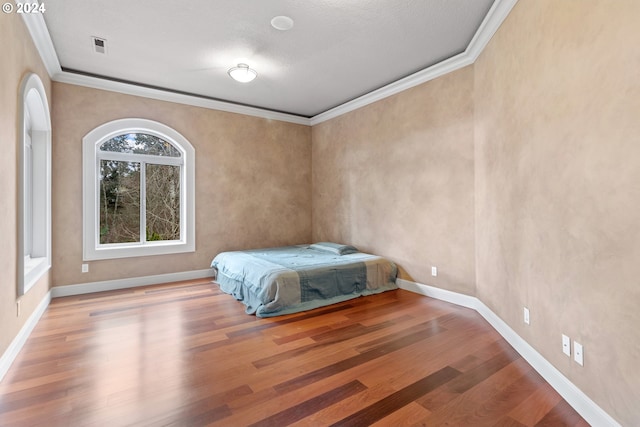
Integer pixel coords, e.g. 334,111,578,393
309,0,519,125
19,1,61,78
465,0,519,61
22,0,518,127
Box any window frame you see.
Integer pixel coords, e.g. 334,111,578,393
83,118,195,260
18,73,52,296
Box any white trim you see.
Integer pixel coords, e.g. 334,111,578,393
397,279,621,427
21,5,308,125
98,151,182,166
465,0,519,62
0,291,51,382
308,0,519,125
18,73,52,296
0,271,619,427
23,257,49,293
21,0,516,125
82,118,195,261
396,278,477,309
309,52,472,125
475,301,621,427
54,71,311,126
51,268,216,298
1,268,214,382
18,1,62,77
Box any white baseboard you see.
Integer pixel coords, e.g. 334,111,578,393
397,279,621,427
396,278,477,309
0,273,620,426
1,269,215,383
51,268,215,298
0,290,52,382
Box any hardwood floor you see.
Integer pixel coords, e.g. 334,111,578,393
0,280,588,426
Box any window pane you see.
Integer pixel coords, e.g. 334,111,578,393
24,131,33,257
100,160,141,244
99,133,181,157
146,164,181,241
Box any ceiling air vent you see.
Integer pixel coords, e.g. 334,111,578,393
92,36,107,54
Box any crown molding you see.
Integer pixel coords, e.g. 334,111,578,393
19,2,309,125
309,0,518,125
54,72,311,126
22,0,517,127
19,1,61,77
309,51,473,125
466,0,519,61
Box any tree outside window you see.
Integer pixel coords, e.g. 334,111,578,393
83,119,195,260
99,133,181,244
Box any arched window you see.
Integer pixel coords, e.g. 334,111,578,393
19,73,52,296
83,119,195,260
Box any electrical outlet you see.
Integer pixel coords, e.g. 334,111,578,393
431,266,437,277
82,263,89,273
574,341,584,366
523,307,530,325
562,334,571,356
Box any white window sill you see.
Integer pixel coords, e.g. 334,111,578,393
24,256,50,293
84,240,195,261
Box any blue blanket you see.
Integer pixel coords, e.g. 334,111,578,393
211,245,398,317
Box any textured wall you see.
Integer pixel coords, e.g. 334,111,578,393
312,67,476,295
52,83,311,286
5,1,639,424
474,1,640,425
0,14,52,357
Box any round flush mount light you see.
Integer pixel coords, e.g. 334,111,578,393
271,15,294,31
228,63,257,83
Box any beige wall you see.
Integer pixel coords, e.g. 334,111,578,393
312,1,639,424
0,14,52,356
474,1,640,424
312,67,476,295
4,1,639,424
52,83,312,286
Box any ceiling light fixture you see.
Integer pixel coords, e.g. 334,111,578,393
228,63,257,83
271,15,294,31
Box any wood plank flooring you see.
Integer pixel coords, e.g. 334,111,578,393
0,280,589,426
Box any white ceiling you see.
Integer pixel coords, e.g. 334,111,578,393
42,0,496,118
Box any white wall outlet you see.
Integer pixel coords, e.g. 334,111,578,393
81,263,89,273
574,341,584,366
562,334,571,356
431,266,437,277
523,307,530,325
